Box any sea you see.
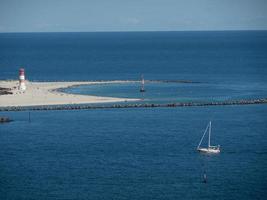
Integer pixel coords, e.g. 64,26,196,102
0,31,267,199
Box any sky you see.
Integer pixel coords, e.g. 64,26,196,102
0,0,267,32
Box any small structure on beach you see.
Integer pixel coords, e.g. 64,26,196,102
19,68,26,91
0,87,12,95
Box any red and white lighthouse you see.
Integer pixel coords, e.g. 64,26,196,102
19,68,26,91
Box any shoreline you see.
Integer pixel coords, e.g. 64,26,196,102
0,80,140,107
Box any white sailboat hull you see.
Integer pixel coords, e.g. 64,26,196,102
197,147,220,154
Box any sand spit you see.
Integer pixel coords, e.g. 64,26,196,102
0,80,139,107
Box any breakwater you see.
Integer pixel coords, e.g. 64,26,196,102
0,98,266,112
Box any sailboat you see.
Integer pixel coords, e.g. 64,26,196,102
140,74,145,92
197,121,220,153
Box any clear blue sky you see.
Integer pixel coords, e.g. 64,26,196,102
0,0,267,32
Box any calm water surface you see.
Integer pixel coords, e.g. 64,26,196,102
64,81,267,104
0,106,266,199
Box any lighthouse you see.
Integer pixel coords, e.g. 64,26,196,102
19,68,26,91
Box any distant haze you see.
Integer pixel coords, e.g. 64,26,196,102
0,0,267,32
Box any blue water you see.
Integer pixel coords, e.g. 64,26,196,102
1,31,267,83
64,81,267,104
1,31,267,199
0,106,267,199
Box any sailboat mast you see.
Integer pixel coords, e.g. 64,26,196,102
197,123,209,149
208,121,211,147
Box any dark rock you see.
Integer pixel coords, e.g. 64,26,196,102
0,117,13,123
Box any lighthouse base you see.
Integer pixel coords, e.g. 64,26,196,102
19,83,26,91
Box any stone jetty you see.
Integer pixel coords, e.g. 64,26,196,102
0,98,266,112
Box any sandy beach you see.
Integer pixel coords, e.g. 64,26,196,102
0,80,139,107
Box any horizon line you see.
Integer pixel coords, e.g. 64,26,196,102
0,29,267,34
